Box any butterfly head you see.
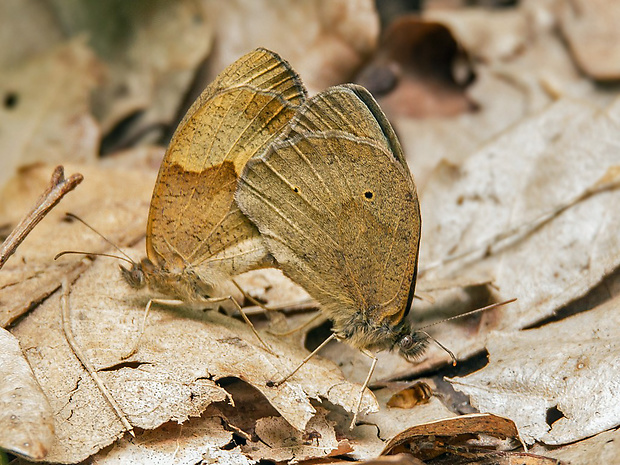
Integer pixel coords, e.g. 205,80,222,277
119,258,153,289
394,325,429,360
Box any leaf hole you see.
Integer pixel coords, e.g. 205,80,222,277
220,431,248,449
546,405,565,427
4,91,18,109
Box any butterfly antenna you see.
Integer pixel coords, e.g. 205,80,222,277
54,250,135,266
59,213,135,263
419,330,457,366
416,298,516,366
418,298,516,331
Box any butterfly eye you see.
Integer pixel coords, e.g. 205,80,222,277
364,190,374,201
400,334,414,350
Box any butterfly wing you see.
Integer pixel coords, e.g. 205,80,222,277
236,84,420,327
146,48,307,277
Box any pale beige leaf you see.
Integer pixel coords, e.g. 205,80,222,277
421,97,620,330
449,295,620,445
0,38,101,190
10,247,376,462
0,328,54,460
91,414,245,465
531,428,620,464
247,408,344,462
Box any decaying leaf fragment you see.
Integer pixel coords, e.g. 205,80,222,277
449,294,620,445
380,413,558,464
0,328,54,460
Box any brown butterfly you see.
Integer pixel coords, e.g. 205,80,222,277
236,83,427,425
112,48,307,352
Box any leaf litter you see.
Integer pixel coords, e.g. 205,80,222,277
4,1,620,464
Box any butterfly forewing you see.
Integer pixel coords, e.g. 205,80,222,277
237,85,420,326
146,48,307,276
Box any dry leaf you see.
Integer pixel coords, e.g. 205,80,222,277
559,0,620,80
531,428,620,464
0,38,101,190
247,408,345,462
0,163,155,328
203,0,379,94
9,247,377,462
90,413,247,465
0,328,54,460
48,0,213,135
381,413,520,456
449,294,620,445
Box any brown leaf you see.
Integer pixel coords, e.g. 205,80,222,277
559,0,620,80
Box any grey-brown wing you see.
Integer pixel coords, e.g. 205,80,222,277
236,85,420,324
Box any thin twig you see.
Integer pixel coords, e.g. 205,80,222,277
60,277,135,437
0,166,83,269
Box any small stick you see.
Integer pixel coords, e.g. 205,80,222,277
60,277,135,437
0,166,83,269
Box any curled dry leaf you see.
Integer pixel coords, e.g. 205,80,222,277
203,0,379,94
449,294,620,445
380,413,539,463
381,412,519,452
0,162,155,328
559,0,620,80
356,16,474,119
0,38,101,190
0,328,54,461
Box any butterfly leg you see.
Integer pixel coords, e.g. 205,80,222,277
121,298,184,359
231,278,273,315
350,348,378,430
203,295,275,355
270,333,337,386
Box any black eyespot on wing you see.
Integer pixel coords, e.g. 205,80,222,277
293,186,300,193
364,190,374,200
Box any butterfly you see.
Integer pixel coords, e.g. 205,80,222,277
117,48,307,352
235,83,426,426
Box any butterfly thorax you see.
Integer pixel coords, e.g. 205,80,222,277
120,258,216,304
332,308,428,361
